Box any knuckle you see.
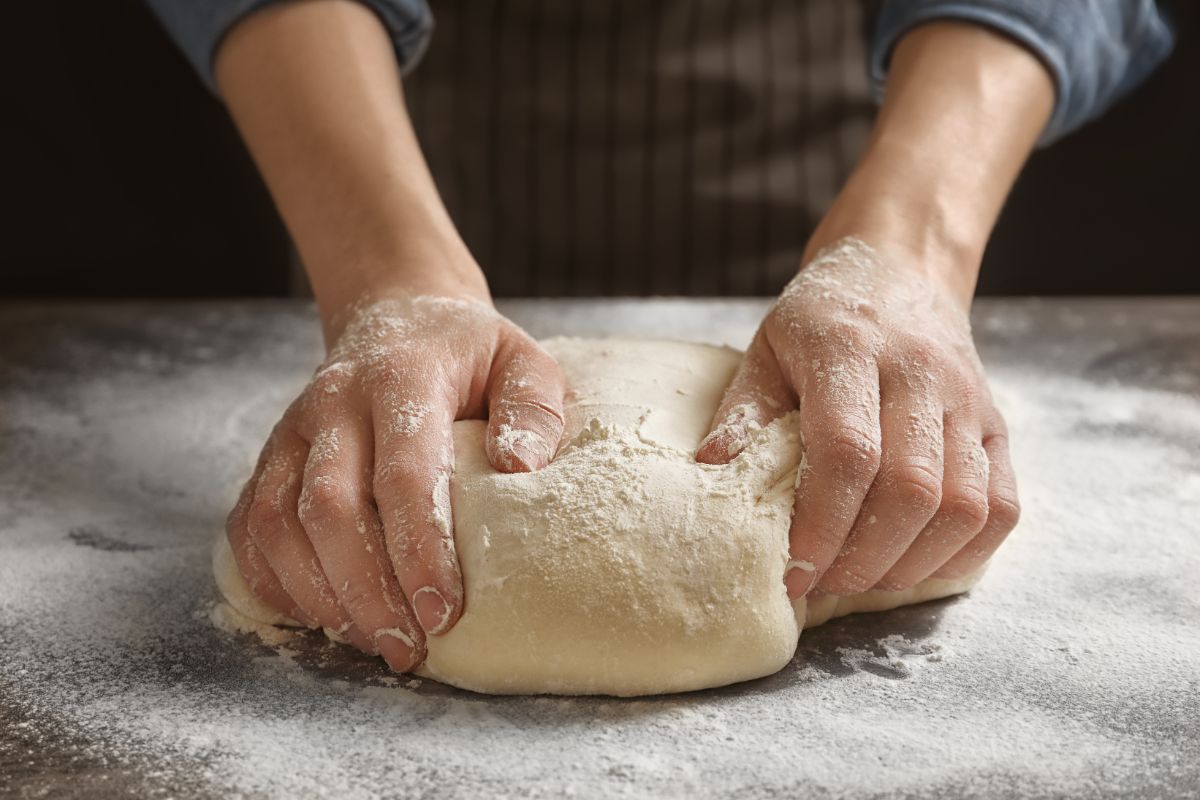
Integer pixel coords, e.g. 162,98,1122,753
824,319,874,349
245,497,285,541
378,392,439,440
384,520,424,567
820,429,882,481
944,380,982,414
310,363,353,396
780,317,877,354
512,340,565,387
938,491,990,532
372,461,424,501
986,491,1022,533
989,420,1011,442
297,476,352,529
897,333,945,366
338,578,378,618
947,373,992,415
279,405,321,442
884,463,943,512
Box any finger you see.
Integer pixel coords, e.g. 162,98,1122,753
875,411,989,590
933,423,1021,579
373,383,463,637
816,373,944,595
226,455,310,626
246,426,361,644
696,331,796,464
781,349,882,599
485,333,566,473
299,416,425,672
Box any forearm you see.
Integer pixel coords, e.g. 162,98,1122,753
214,0,487,342
808,21,1054,307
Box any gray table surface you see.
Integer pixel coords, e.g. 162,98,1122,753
1,298,1198,799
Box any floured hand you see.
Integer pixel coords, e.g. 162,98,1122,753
224,294,565,671
697,237,1020,599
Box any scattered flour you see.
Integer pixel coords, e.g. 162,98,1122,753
1,301,1198,798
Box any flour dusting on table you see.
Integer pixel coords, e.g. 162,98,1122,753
1,301,1198,798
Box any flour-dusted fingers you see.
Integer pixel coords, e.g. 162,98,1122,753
817,372,945,595
933,420,1021,579
485,332,566,473
780,348,882,598
226,461,310,625
372,385,463,638
228,294,565,650
696,331,796,465
298,413,424,671
719,238,1026,598
246,425,360,642
875,410,990,590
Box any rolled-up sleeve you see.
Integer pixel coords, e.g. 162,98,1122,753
870,0,1176,144
144,0,434,93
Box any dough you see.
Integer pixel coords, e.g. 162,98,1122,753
214,338,982,696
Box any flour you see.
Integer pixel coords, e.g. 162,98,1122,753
428,471,452,537
388,399,431,436
487,422,545,469
1,301,1198,798
208,602,296,647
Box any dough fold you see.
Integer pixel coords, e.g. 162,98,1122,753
214,338,981,696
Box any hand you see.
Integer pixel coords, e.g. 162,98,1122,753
697,237,1019,597
224,293,565,671
693,18,1050,598
214,2,568,671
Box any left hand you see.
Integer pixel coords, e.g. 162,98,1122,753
696,236,1020,598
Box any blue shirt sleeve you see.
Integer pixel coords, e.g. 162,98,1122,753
143,0,434,93
870,0,1176,144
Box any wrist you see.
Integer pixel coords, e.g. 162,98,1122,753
310,235,491,346
807,147,985,309
805,20,1055,310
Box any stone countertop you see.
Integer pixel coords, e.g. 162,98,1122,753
1,298,1198,799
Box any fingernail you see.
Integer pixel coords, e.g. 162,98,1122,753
784,560,817,598
375,628,418,672
697,425,748,463
510,439,550,472
493,427,553,472
413,586,452,635
695,431,720,461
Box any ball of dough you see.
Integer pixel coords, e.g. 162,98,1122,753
214,338,981,696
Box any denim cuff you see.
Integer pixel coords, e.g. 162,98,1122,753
869,0,1175,145
145,0,434,94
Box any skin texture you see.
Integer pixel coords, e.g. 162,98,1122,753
215,1,564,671
697,22,1053,598
214,0,1052,670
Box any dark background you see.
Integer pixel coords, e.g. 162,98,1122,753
4,1,1197,298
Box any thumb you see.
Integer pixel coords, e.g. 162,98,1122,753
696,332,795,464
485,332,566,473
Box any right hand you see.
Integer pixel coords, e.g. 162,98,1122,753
224,293,566,672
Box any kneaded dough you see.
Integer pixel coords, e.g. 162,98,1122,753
214,338,982,696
